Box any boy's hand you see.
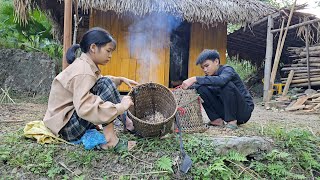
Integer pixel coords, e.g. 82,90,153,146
121,95,134,110
181,77,197,90
120,77,139,88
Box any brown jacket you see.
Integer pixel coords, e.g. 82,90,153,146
43,53,125,135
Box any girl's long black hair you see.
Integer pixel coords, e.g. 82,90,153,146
66,27,116,64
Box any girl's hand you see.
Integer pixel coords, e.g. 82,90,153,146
121,95,134,110
120,77,139,88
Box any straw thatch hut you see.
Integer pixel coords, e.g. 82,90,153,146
15,0,275,91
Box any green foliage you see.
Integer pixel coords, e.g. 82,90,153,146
0,0,62,61
0,126,319,179
156,156,173,173
259,0,282,8
250,128,320,179
67,150,97,166
227,57,257,80
227,24,242,34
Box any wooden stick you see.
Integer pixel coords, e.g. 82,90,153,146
291,81,320,87
0,120,24,123
281,67,316,71
300,50,320,57
117,171,169,176
291,69,320,73
72,0,83,45
281,75,320,81
285,105,306,111
263,15,274,102
289,77,320,84
267,0,297,102
282,70,294,96
306,25,311,89
0,88,15,104
288,45,320,51
271,18,320,33
290,63,320,67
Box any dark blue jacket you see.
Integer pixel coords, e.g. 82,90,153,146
195,65,254,108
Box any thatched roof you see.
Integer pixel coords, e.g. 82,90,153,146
15,0,276,26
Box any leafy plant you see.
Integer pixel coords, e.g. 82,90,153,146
156,156,173,173
0,0,62,61
227,56,257,80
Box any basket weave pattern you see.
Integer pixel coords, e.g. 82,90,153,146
128,83,177,137
173,88,208,133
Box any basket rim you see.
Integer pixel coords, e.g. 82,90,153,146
127,82,177,125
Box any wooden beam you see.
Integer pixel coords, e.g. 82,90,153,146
251,12,280,27
263,15,274,101
62,0,73,70
271,18,320,33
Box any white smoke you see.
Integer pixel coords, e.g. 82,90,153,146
127,13,181,83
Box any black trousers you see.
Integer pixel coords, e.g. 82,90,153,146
196,82,253,124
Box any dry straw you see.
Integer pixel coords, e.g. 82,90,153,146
14,0,276,26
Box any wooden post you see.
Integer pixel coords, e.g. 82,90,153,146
62,0,73,70
263,15,274,102
306,25,311,89
267,0,297,101
282,70,294,96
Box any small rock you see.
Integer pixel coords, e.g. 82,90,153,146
305,89,317,96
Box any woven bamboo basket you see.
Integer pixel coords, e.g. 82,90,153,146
127,83,177,137
173,88,208,133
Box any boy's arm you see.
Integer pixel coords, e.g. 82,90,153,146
196,67,236,87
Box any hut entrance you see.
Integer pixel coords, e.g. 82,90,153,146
169,21,191,88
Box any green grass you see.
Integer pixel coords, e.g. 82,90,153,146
0,126,319,179
227,57,257,80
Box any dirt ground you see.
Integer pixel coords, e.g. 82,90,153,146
0,100,319,136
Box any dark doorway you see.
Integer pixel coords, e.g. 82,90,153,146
169,21,191,88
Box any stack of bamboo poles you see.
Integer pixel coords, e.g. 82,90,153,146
281,44,320,87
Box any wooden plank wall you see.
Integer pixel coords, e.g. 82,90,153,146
188,22,227,77
90,10,170,91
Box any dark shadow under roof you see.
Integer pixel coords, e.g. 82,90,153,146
227,7,319,66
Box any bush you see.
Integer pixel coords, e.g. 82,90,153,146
227,56,257,80
0,0,62,61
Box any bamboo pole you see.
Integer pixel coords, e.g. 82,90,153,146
62,0,73,70
291,81,320,87
306,25,311,89
271,18,320,33
290,77,320,84
282,70,294,96
267,0,297,102
263,15,274,101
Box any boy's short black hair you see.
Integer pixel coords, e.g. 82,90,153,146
196,49,220,65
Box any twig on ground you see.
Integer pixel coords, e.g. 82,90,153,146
115,171,169,176
226,160,261,180
58,161,79,177
128,153,153,166
0,88,15,104
0,120,24,123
